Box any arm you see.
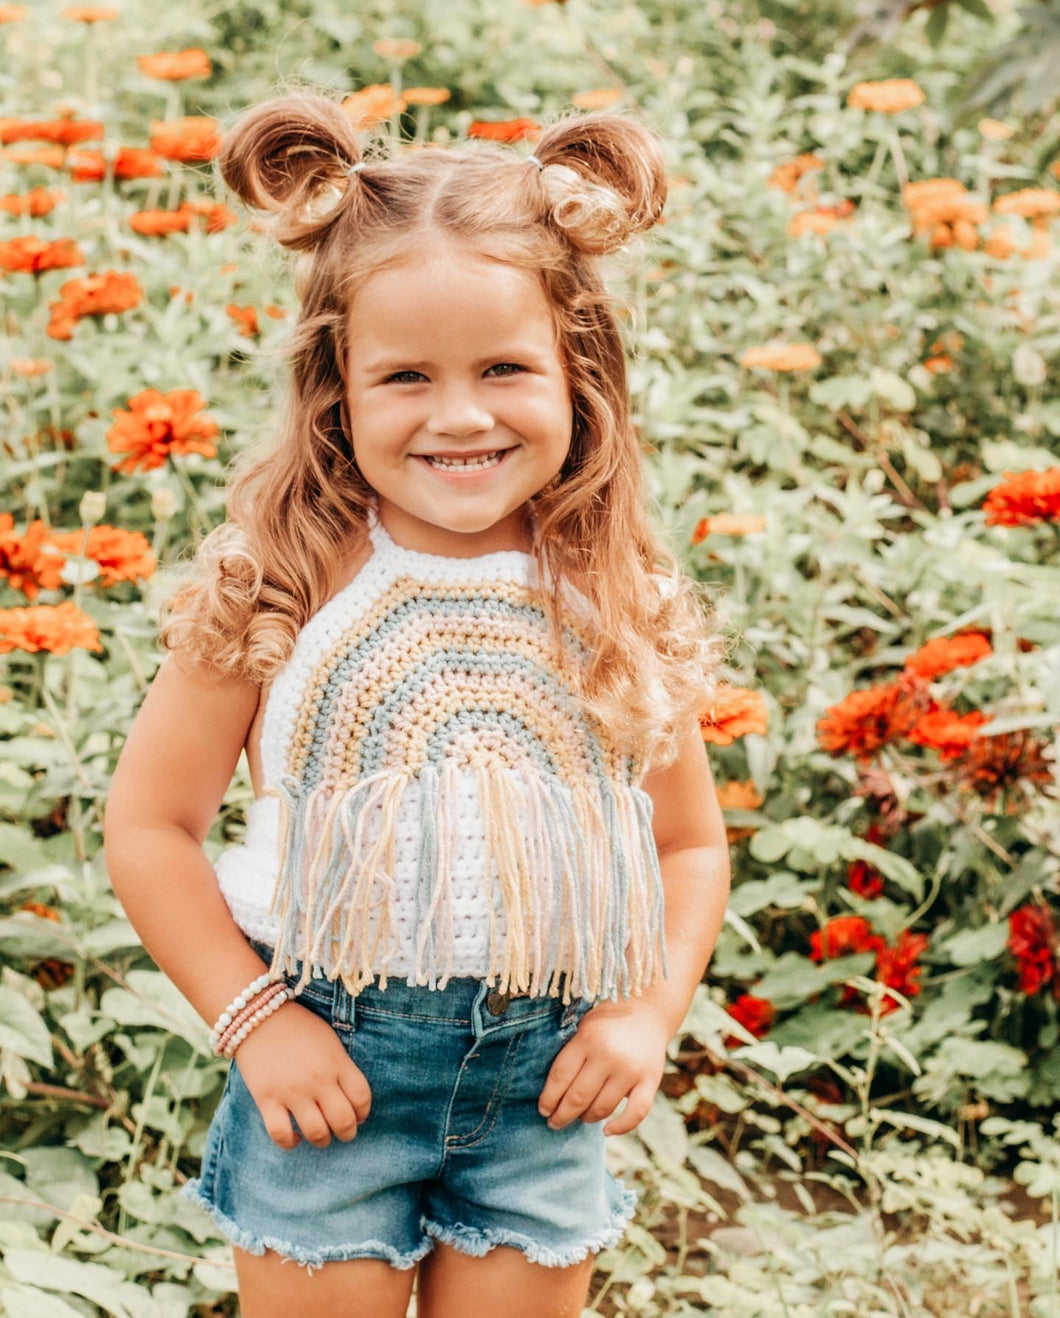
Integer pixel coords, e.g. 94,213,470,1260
538,716,731,1133
104,649,371,1149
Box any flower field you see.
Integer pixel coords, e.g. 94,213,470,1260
1,0,1059,1314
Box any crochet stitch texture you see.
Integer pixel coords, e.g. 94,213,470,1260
214,504,669,1004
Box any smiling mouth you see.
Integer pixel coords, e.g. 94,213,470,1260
418,449,512,472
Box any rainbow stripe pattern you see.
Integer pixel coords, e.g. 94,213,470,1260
258,506,669,1004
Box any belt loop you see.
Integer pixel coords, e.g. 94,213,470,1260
332,979,355,1033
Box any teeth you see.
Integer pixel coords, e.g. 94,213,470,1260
425,450,506,471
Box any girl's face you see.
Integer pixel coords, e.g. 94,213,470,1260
344,246,573,557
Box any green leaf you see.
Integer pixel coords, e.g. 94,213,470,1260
925,3,949,47
940,922,1008,967
731,1042,822,1082
0,1285,88,1318
0,986,52,1067
870,1108,960,1147
637,1093,689,1167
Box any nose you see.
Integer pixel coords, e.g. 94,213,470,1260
425,384,495,438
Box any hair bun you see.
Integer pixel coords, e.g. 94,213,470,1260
532,109,668,254
217,92,361,251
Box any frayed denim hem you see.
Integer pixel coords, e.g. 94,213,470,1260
420,1181,638,1269
180,1178,433,1274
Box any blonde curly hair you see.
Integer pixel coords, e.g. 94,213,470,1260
157,91,730,775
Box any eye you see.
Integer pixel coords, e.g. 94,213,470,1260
383,370,426,384
486,363,526,377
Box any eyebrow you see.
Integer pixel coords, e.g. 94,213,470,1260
360,350,547,375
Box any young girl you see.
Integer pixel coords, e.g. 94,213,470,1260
104,91,732,1318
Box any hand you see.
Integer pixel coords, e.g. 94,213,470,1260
537,999,670,1136
232,999,372,1150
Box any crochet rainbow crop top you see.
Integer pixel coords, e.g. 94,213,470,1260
213,504,669,1004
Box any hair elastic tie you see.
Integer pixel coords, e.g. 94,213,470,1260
347,161,366,176
526,154,544,171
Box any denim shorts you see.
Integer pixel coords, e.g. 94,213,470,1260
181,939,638,1272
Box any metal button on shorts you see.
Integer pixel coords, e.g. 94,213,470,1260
486,989,510,1015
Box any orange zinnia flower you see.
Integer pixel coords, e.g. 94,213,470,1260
402,87,451,106
904,632,992,680
0,236,83,274
137,49,212,80
47,269,143,339
61,5,118,18
107,388,219,474
847,79,925,114
181,198,238,232
66,146,164,181
982,467,1060,526
341,84,407,127
983,224,1017,259
817,673,934,762
698,685,769,745
9,357,54,376
978,119,1014,141
0,185,63,217
572,88,623,111
46,524,157,588
740,343,821,371
128,207,192,236
226,303,259,337
993,188,1060,219
691,514,766,543
467,118,541,143
767,152,825,195
0,601,103,655
6,114,104,147
0,144,66,168
372,38,421,61
150,116,223,162
0,5,27,20
906,707,990,760
716,779,764,811
954,729,1054,813
0,515,63,597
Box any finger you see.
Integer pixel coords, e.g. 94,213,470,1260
316,1084,360,1142
537,1040,586,1118
338,1064,372,1123
544,1061,610,1131
603,1079,657,1136
291,1100,333,1149
580,1076,631,1125
260,1101,300,1150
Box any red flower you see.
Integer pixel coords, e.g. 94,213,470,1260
810,915,885,962
875,930,929,1013
847,859,884,900
1008,904,1059,997
982,468,1060,526
724,993,775,1047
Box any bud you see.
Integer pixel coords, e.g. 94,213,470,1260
1012,343,1046,387
79,490,106,524
152,487,177,520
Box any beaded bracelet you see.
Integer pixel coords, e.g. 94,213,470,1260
213,981,289,1054
216,983,292,1058
208,971,279,1051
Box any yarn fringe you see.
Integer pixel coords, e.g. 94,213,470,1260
261,763,669,1004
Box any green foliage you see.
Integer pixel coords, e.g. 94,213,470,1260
1,0,1059,1312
